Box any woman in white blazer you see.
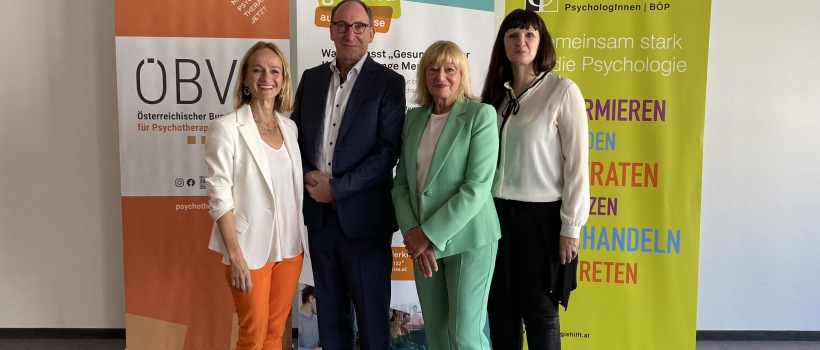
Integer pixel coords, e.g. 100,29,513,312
205,41,308,350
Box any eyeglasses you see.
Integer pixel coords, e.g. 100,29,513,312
332,21,370,34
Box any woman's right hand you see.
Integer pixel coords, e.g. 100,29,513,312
414,247,439,278
229,254,253,293
215,210,252,293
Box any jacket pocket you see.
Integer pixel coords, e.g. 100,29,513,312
233,213,250,234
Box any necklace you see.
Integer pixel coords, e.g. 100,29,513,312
255,118,279,134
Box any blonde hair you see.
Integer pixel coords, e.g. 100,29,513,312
413,41,477,107
233,42,294,113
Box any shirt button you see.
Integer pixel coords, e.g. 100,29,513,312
336,104,339,108
330,142,333,145
333,123,337,127
328,162,331,166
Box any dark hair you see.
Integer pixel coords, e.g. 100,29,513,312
403,313,410,317
480,9,556,109
331,0,374,25
301,285,315,304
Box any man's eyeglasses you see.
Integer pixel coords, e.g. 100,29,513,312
332,21,370,34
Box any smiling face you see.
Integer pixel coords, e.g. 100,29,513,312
242,48,283,102
330,2,375,66
504,26,541,68
425,60,462,106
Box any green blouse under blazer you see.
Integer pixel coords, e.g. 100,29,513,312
392,98,502,258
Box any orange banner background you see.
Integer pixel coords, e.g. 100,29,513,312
115,0,289,39
391,247,414,280
122,196,234,350
313,6,394,33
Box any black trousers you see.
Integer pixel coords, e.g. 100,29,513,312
488,198,563,350
309,205,393,350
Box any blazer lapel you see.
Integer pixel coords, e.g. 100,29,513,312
405,104,433,201
236,105,274,196
422,99,468,192
279,115,304,215
336,56,377,142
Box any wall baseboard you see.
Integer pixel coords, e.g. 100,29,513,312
697,331,820,341
1,328,818,341
0,328,125,339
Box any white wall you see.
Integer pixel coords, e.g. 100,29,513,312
0,0,817,330
0,0,124,327
697,0,820,330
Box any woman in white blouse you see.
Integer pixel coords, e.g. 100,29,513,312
205,42,307,350
480,9,590,350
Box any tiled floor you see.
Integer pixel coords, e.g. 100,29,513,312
0,340,819,350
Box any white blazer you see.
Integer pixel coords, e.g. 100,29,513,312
204,104,308,270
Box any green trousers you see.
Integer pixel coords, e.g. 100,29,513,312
414,241,498,350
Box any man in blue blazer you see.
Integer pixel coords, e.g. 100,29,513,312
290,1,405,349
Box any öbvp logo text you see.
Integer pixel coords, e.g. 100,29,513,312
136,58,238,105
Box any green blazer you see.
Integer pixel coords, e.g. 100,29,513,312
392,98,501,258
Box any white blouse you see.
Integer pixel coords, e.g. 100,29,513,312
492,72,590,238
416,112,449,224
317,55,367,174
263,142,303,260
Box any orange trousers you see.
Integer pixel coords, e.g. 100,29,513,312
225,253,303,350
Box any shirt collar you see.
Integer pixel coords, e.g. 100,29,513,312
330,54,368,77
503,71,548,92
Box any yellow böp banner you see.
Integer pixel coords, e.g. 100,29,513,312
505,1,712,349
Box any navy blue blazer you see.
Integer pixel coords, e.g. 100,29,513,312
291,56,406,238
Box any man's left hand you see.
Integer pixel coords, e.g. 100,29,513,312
306,171,334,203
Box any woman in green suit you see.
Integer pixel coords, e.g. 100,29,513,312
392,40,500,350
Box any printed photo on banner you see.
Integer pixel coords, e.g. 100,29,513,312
296,282,429,350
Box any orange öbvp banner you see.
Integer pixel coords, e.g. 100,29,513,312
122,196,234,350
